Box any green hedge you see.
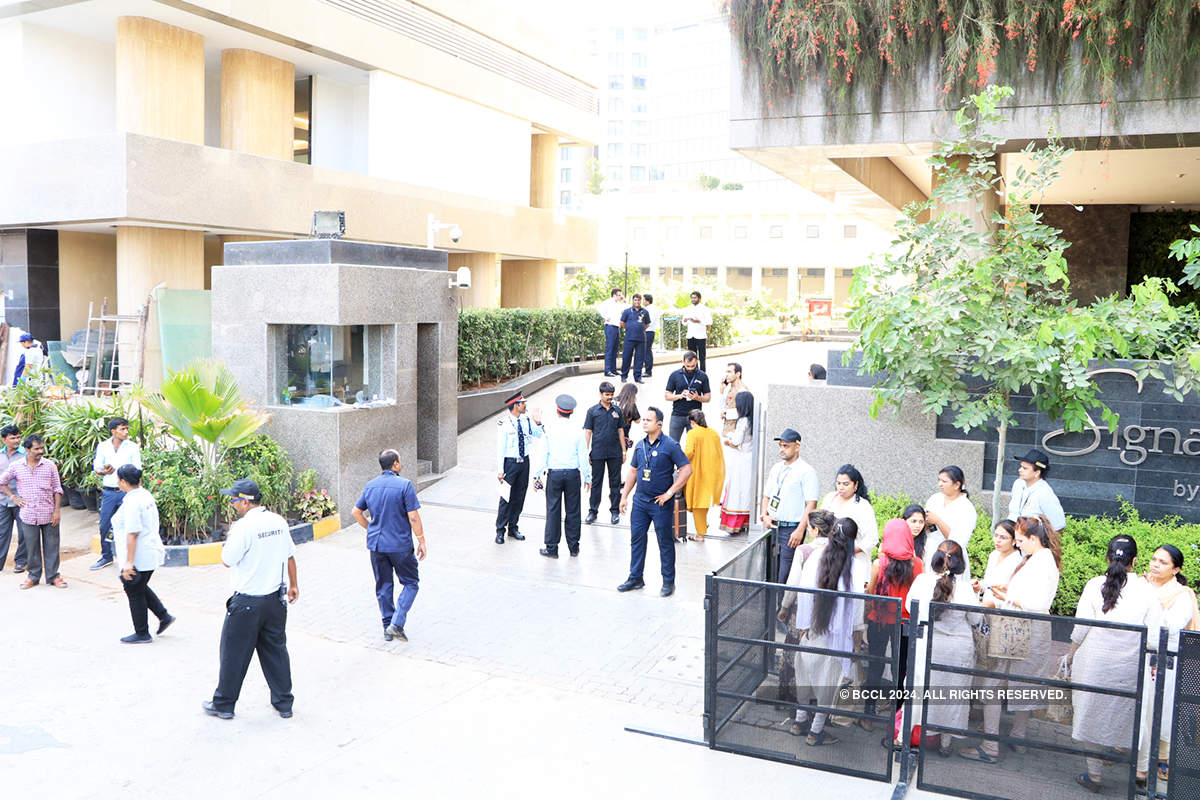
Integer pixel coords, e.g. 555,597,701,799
458,308,735,388
1128,210,1200,306
870,492,1200,616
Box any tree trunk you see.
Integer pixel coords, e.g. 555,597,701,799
991,417,1008,525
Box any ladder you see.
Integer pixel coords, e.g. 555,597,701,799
78,295,151,395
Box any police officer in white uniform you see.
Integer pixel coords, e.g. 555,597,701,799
203,479,299,720
495,392,544,544
535,394,592,558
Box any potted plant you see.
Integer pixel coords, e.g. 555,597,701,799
293,468,336,523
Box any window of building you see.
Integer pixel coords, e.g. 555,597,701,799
632,53,648,68
560,190,571,205
632,75,647,90
640,267,651,278
559,146,571,161
672,267,683,276
630,166,646,180
631,101,648,114
607,52,623,69
806,268,824,277
770,268,787,277
608,75,624,90
607,167,623,181
279,324,381,406
732,267,752,277
733,225,749,239
560,168,571,183
632,226,646,241
610,27,624,44
606,143,622,158
665,225,679,240
840,269,856,277
633,27,648,41
631,120,649,135
843,224,858,239
293,77,312,164
806,225,821,238
630,143,647,158
699,225,713,240
607,120,624,136
607,97,624,113
769,225,784,239
704,268,717,276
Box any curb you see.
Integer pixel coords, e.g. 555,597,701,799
90,515,341,567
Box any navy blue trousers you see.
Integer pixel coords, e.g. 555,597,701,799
643,331,655,375
370,549,420,629
620,338,644,382
604,325,621,374
628,493,676,583
99,488,124,559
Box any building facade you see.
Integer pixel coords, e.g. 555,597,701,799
0,0,599,384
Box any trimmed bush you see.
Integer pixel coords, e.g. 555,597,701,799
458,308,735,388
868,492,1200,616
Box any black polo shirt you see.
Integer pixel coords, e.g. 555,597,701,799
665,367,710,417
583,402,626,459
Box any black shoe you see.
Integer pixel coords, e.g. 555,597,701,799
90,556,114,571
603,372,616,377
157,614,176,635
383,626,394,641
386,624,408,642
617,578,645,592
202,701,233,720
539,547,559,558
13,564,26,574
611,513,620,525
634,380,644,384
278,709,293,719
585,511,598,524
495,531,505,544
120,633,153,644
509,530,525,541
661,582,675,597
569,549,579,557
642,372,652,378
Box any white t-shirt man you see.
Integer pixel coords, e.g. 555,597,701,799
684,304,712,340
93,438,142,490
222,506,296,596
599,297,625,327
113,486,165,571
644,303,657,334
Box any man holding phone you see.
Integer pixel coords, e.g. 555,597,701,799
664,351,711,444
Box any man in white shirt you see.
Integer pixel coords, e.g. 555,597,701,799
113,464,172,644
642,293,658,379
203,479,299,721
681,291,713,373
759,428,820,584
1006,448,1066,532
598,288,626,377
91,417,142,570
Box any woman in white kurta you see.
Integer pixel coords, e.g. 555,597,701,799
718,391,755,534
923,466,977,579
818,465,877,588
790,517,868,747
1137,544,1200,785
976,520,1023,595
910,541,980,755
961,515,1061,763
1069,536,1160,792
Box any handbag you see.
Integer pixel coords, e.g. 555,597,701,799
986,614,1032,660
972,619,997,672
1043,654,1072,724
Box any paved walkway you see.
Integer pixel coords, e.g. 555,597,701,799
2,340,958,798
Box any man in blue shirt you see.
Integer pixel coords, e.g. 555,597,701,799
619,294,650,384
352,449,426,642
534,394,591,558
618,407,692,597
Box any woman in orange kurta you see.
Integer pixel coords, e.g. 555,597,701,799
683,410,725,542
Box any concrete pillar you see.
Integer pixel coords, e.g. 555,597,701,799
58,232,116,340
530,133,557,209
221,49,296,160
116,227,204,388
500,259,556,308
932,154,1001,242
449,252,500,308
750,266,763,297
116,16,204,143
717,265,728,289
786,266,799,305
823,265,835,298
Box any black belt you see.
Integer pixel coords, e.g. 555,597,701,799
548,468,580,473
233,588,284,600
505,457,526,463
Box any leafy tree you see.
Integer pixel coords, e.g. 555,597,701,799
697,172,721,191
848,85,1199,524
1169,223,1200,290
561,266,645,309
585,158,605,195
721,182,744,191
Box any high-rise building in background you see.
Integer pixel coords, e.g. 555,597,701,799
556,1,891,308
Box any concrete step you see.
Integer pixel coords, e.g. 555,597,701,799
415,470,446,493
417,459,432,476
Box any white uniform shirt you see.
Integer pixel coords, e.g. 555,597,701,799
536,417,592,484
599,298,625,327
644,305,658,334
221,506,295,596
113,486,165,571
683,304,712,339
496,413,544,470
93,438,142,489
1007,477,1066,531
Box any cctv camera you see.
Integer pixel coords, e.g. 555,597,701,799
456,267,472,289
449,225,463,244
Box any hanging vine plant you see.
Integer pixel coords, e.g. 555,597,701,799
729,0,1200,125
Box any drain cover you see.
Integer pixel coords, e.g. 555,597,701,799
646,636,704,685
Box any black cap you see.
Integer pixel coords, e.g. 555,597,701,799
504,392,526,407
555,394,577,414
1012,449,1049,470
774,428,801,443
220,479,262,502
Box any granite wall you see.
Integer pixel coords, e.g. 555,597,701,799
1041,204,1135,304
0,229,60,341
212,240,458,523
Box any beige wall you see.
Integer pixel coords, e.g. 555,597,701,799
57,231,117,339
220,49,295,160
500,259,556,308
530,133,557,209
115,17,204,143
449,251,500,308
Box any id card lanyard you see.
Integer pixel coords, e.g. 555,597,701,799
768,465,792,514
639,439,656,483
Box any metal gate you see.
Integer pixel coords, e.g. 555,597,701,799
1170,630,1200,800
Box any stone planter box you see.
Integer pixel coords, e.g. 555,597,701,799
89,515,341,567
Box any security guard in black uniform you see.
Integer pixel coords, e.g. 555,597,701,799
617,407,692,597
495,392,544,544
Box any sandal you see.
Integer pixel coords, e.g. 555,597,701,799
687,533,704,542
1135,774,1147,789
50,577,67,588
854,718,875,732
806,730,840,746
782,718,809,737
1158,762,1169,781
1075,773,1102,793
958,745,1001,764
18,578,36,590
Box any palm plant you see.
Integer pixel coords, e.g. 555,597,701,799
140,359,269,468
